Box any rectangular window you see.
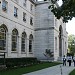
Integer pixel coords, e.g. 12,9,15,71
14,7,18,17
2,0,8,11
23,0,27,7
30,4,33,11
29,40,32,52
30,17,33,25
23,12,26,22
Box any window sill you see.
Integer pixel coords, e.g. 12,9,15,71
29,52,33,54
0,50,7,53
14,16,18,18
23,20,26,23
30,23,33,26
21,52,26,54
11,51,18,53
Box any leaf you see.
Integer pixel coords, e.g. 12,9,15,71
49,0,75,22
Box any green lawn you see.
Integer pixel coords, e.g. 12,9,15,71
0,62,60,75
69,69,75,75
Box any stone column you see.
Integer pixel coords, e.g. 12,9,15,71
62,37,64,57
6,32,12,57
26,38,29,57
17,35,21,57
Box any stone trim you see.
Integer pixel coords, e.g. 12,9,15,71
0,15,34,31
11,51,18,53
29,52,33,54
21,52,26,54
35,27,54,31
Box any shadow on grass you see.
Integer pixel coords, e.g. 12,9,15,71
0,62,61,75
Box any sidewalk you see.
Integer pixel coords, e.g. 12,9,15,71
23,63,75,75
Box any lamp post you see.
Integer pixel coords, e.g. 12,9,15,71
60,65,62,75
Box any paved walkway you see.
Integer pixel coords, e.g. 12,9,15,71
23,63,75,75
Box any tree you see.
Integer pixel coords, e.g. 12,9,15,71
68,34,75,54
49,0,75,23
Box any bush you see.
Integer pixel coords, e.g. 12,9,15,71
0,57,38,69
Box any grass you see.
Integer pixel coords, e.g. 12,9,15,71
69,69,75,75
0,62,60,75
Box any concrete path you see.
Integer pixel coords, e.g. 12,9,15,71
23,63,75,75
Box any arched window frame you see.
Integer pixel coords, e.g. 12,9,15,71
59,25,63,57
29,34,33,52
12,29,18,51
0,25,7,51
21,32,27,53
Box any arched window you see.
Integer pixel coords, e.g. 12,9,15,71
29,34,33,52
0,26,7,50
21,32,27,52
12,29,18,51
59,25,63,57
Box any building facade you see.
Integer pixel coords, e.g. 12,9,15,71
0,0,68,61
34,0,68,61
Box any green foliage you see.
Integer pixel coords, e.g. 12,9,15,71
0,58,38,69
67,53,74,57
49,0,75,22
68,34,75,54
69,69,75,75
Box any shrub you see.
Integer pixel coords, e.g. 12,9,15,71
0,57,38,69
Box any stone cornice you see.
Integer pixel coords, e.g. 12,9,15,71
34,27,54,31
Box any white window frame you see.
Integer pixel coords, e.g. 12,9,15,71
30,4,33,11
23,12,26,22
21,32,26,52
30,17,33,25
14,7,18,17
2,0,8,11
12,29,18,51
23,0,27,7
0,27,6,51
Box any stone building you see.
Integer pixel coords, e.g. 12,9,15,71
0,0,68,61
34,0,68,61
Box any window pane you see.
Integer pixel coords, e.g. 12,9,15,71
0,27,6,50
29,40,32,52
2,1,6,7
12,29,18,51
22,44,25,48
14,7,17,13
2,0,7,11
21,32,26,52
14,7,18,17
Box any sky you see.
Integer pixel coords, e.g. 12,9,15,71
38,0,75,35
58,0,75,35
66,18,75,35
